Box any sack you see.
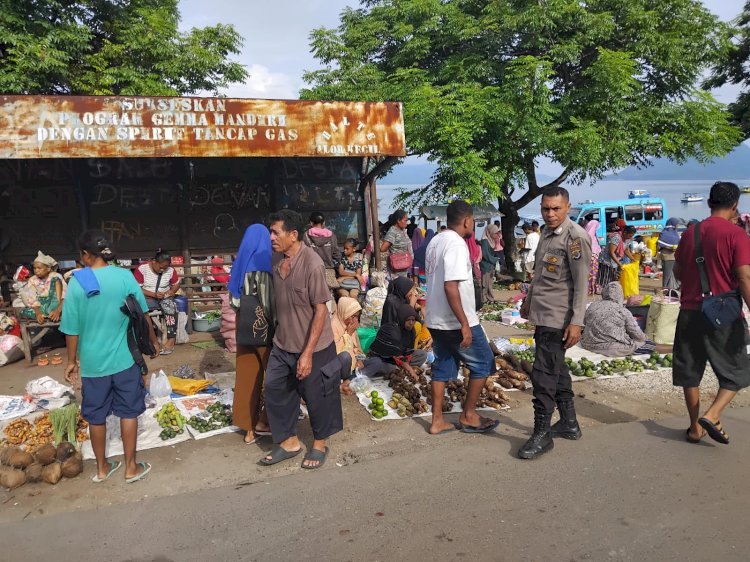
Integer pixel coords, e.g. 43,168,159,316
361,288,387,328
620,262,640,299
645,290,680,345
388,251,413,271
701,290,742,329
149,370,172,398
339,278,360,290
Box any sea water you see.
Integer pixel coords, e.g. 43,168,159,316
377,178,750,226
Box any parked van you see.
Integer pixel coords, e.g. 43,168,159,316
568,198,668,246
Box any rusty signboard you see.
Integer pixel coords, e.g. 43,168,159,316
0,95,406,159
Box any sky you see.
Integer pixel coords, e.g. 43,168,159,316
179,0,747,101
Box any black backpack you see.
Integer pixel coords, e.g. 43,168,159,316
121,294,157,375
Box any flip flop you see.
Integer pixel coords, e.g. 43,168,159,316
92,460,122,483
125,461,152,483
685,428,706,444
259,446,302,466
455,419,500,434
698,418,730,445
160,349,174,356
301,447,329,470
253,429,273,437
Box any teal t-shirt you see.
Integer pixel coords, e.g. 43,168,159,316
60,266,149,378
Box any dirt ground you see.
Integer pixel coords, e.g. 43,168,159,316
1,281,748,524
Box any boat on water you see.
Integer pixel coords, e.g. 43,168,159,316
741,186,750,194
681,193,704,203
628,189,650,199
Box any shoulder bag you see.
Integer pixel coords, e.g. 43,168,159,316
236,271,275,347
693,222,742,329
388,251,413,271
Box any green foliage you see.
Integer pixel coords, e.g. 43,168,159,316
705,1,750,139
302,0,740,255
0,0,248,95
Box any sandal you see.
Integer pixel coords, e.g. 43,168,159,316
51,353,63,365
455,418,500,434
37,356,50,367
259,446,302,466
125,461,152,483
698,418,730,445
685,428,706,444
92,460,122,483
301,447,329,470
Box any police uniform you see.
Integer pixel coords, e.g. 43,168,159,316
526,218,591,417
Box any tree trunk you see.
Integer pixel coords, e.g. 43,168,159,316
499,195,520,276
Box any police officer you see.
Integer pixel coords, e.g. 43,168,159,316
518,187,591,459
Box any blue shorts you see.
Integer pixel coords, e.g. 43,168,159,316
430,324,496,382
81,363,146,424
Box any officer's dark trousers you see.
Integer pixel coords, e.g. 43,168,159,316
264,343,343,444
531,326,574,415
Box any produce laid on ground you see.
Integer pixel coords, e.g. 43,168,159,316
187,402,232,433
3,409,88,448
566,352,673,378
0,441,82,490
154,402,187,441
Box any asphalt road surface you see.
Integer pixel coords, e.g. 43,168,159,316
3,408,749,562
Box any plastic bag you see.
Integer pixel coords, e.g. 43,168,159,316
349,373,373,395
356,326,378,354
176,312,189,345
619,262,640,299
149,370,172,398
25,376,72,399
646,291,680,345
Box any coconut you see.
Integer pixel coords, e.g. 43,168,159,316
25,462,44,483
8,450,34,469
0,466,27,489
42,463,62,485
61,452,83,479
0,446,21,466
56,442,76,463
34,443,57,466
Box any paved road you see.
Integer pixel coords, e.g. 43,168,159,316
3,408,749,562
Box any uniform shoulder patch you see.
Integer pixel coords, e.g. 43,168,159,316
568,238,582,260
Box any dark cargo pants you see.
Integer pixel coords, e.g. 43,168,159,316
531,326,574,415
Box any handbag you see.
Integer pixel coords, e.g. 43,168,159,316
236,272,275,347
693,222,742,329
388,251,413,271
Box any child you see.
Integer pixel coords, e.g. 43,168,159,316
336,238,364,299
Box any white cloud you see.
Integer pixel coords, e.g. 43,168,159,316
221,64,299,100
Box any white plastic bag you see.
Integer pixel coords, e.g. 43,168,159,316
149,370,172,398
25,376,72,399
176,311,189,344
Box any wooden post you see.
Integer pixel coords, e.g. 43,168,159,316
371,178,382,271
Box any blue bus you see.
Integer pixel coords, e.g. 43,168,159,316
568,198,668,246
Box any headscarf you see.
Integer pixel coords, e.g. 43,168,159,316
602,281,625,305
482,223,499,244
382,276,413,325
609,219,626,257
741,213,750,236
369,304,418,358
584,220,601,255
227,224,272,298
34,251,57,268
413,229,435,269
411,227,424,250
331,297,363,370
466,231,481,277
658,218,681,247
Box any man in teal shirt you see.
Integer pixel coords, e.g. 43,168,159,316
61,230,158,483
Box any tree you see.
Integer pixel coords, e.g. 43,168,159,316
0,0,248,95
705,0,750,139
302,0,740,267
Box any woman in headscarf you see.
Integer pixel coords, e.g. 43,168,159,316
466,230,482,280
331,297,364,395
584,220,602,295
19,251,67,323
657,218,681,290
381,276,417,325
479,225,500,303
360,304,427,380
228,224,275,444
596,221,626,290
413,229,435,271
581,282,655,357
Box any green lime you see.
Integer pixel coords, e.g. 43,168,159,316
375,397,384,406
371,390,379,398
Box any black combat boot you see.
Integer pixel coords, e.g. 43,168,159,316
518,413,554,459
550,399,582,440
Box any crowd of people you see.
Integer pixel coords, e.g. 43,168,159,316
1,180,748,479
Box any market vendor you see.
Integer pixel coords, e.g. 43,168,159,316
19,251,67,323
331,297,364,395
360,304,427,380
580,282,656,357
134,249,181,355
381,276,418,325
